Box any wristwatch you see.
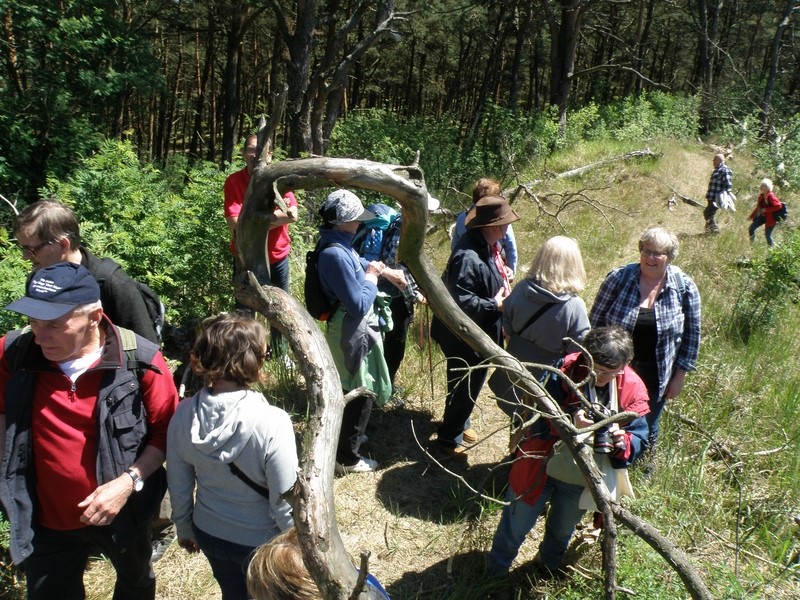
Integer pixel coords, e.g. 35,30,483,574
126,469,144,493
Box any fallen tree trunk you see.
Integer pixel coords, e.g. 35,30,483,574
554,148,660,179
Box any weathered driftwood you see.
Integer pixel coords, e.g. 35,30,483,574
236,276,374,599
235,152,712,600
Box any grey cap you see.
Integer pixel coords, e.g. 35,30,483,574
319,190,374,225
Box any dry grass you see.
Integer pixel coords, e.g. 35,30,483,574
67,140,800,598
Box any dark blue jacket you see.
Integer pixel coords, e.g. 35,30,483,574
432,229,505,353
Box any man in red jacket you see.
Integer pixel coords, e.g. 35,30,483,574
224,134,298,356
0,263,178,599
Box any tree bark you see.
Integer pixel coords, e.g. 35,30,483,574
542,0,592,136
759,0,798,134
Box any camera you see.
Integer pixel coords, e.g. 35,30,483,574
588,404,617,454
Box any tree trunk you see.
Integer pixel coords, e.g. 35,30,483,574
189,10,217,163
543,0,591,137
759,0,797,134
221,2,249,166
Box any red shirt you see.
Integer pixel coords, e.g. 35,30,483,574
0,332,178,531
223,167,297,263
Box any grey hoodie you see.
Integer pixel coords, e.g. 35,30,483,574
167,388,298,547
503,277,590,372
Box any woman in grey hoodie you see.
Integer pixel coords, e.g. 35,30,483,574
167,313,298,600
490,236,590,423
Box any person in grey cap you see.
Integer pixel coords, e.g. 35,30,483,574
0,262,178,600
316,189,405,474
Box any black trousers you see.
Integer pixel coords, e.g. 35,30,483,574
336,393,373,465
23,523,155,600
383,294,414,386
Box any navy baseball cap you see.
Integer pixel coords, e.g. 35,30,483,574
5,262,101,320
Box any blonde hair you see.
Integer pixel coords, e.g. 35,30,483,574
527,236,586,295
760,178,773,192
247,528,319,600
638,227,679,261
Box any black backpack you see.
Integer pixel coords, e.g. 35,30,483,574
304,242,346,321
94,259,166,344
775,201,788,222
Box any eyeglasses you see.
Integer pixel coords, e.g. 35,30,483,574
594,365,623,378
17,240,54,255
640,248,666,259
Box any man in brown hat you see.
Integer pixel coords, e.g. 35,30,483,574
430,195,521,457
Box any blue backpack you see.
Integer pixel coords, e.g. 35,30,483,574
353,204,398,262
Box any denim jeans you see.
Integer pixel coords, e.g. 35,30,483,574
267,256,290,356
749,215,775,247
23,524,154,600
645,395,667,451
488,477,586,574
194,526,256,600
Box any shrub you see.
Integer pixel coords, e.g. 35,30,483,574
42,139,232,326
729,228,800,343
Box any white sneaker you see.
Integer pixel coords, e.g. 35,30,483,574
335,457,378,475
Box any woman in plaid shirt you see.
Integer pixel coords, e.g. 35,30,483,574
589,228,701,462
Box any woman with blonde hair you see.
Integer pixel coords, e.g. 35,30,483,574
247,528,390,600
748,178,783,246
489,236,590,420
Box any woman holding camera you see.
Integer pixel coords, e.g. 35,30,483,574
589,227,701,460
487,327,650,577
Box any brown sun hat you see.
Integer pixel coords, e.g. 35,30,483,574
465,195,520,229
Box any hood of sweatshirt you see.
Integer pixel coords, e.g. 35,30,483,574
189,387,260,462
520,277,573,304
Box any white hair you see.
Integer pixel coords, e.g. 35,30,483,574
72,300,103,316
760,178,773,192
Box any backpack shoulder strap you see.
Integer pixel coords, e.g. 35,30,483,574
519,303,555,337
115,326,159,377
671,268,686,303
92,256,122,282
228,462,270,499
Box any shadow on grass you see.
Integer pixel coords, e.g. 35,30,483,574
383,547,590,600
366,403,512,523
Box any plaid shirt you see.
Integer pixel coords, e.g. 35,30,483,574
706,163,733,201
589,263,701,403
376,215,419,308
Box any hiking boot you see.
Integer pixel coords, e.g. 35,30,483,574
462,428,478,444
